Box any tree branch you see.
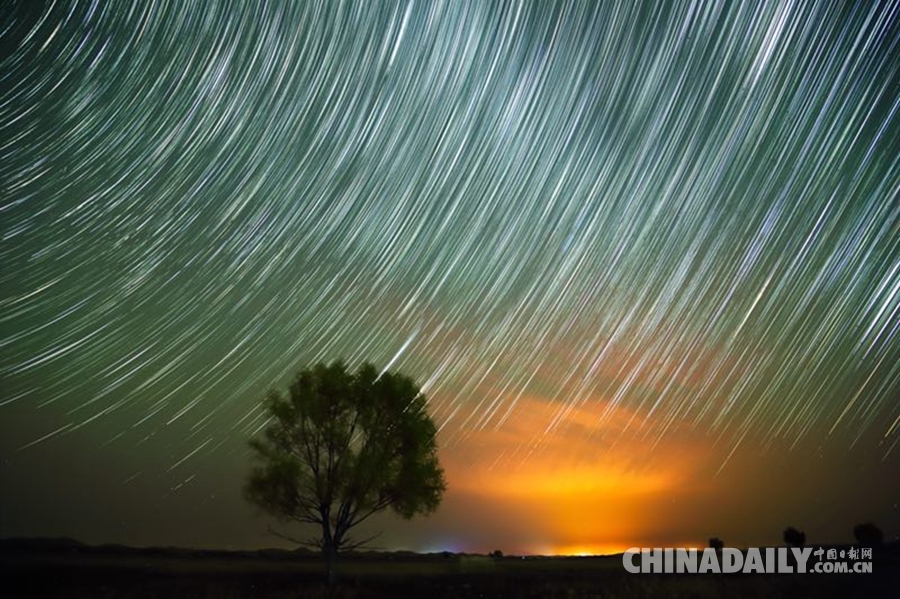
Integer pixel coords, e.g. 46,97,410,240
347,495,394,529
339,531,382,552
266,526,321,549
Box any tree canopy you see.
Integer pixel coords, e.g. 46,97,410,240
244,360,445,574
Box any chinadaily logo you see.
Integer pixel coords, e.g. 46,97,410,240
622,547,874,574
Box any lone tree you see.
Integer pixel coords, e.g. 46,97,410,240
783,527,806,548
245,360,446,582
853,522,883,546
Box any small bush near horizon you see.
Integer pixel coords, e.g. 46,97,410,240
783,527,806,548
853,522,884,546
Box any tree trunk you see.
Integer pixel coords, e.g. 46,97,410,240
324,543,338,586
320,506,339,586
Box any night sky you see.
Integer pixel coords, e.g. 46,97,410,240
2,1,900,556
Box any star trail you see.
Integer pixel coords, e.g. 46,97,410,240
2,1,899,553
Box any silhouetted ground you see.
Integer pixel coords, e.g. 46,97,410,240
3,538,898,598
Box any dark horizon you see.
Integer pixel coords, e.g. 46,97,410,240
2,1,899,557
3,533,895,558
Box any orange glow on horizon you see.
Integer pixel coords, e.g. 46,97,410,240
540,543,634,557
434,394,716,554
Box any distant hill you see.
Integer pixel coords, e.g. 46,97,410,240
0,537,86,551
0,536,310,560
0,537,492,561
